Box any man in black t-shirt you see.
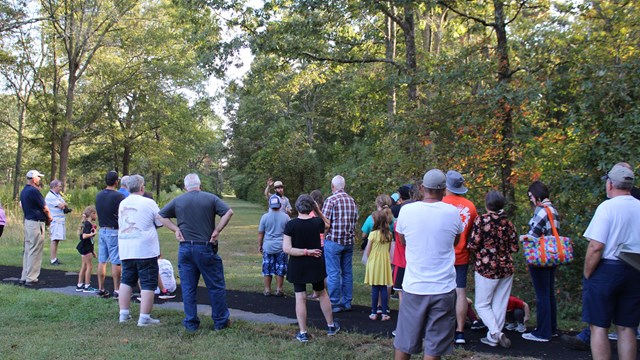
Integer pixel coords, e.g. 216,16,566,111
95,171,125,298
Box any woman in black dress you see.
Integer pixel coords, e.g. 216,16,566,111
283,194,340,342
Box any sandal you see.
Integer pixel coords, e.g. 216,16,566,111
307,293,319,300
263,290,271,297
274,290,285,297
381,314,391,321
369,313,378,321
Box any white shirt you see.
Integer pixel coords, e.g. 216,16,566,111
158,259,176,292
396,201,463,295
583,195,640,260
118,194,162,260
45,191,66,220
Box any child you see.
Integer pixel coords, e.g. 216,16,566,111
364,209,394,321
76,206,98,292
505,295,530,333
157,255,177,299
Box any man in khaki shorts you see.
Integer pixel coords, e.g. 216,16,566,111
394,169,463,360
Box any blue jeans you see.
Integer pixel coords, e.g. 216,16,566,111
324,240,353,309
529,265,557,339
178,242,229,331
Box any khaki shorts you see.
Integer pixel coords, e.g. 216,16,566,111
393,289,456,356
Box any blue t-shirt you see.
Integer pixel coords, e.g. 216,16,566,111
361,214,395,236
118,188,130,197
159,191,231,242
258,209,290,254
20,185,47,221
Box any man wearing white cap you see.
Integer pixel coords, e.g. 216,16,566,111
582,162,640,360
19,170,53,286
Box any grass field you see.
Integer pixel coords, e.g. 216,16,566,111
0,196,540,359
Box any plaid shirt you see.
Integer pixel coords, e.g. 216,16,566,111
528,200,560,237
322,190,358,246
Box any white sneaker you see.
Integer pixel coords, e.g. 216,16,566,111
119,313,132,323
480,337,498,347
137,316,160,327
505,322,517,331
608,332,618,341
522,333,549,342
498,332,512,348
516,323,527,333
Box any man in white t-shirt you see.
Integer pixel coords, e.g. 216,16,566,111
582,163,640,360
116,174,163,327
394,169,463,360
45,179,69,265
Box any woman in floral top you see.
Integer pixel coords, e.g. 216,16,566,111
468,190,519,349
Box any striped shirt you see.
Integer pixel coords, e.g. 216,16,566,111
528,200,560,237
322,190,358,246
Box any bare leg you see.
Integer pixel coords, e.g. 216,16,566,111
317,289,334,325
616,325,637,360
264,275,272,293
83,255,93,284
456,288,467,332
78,259,86,285
139,290,155,315
97,262,107,290
112,264,121,292
118,283,133,312
590,324,611,360
50,240,59,262
276,275,284,292
295,291,308,333
394,350,411,360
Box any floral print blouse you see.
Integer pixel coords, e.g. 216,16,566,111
468,212,519,279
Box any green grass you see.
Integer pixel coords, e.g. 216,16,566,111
0,196,568,359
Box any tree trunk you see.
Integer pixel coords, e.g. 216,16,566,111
12,107,26,200
493,0,515,215
403,4,418,105
122,143,131,175
386,3,397,118
58,130,72,191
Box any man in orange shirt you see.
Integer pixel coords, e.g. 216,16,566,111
443,170,477,345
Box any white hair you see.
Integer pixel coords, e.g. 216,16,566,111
120,175,130,189
127,174,145,193
184,173,201,191
331,175,345,191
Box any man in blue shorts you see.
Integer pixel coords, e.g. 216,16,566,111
583,163,640,360
95,171,125,298
159,173,234,332
394,169,463,359
258,195,290,297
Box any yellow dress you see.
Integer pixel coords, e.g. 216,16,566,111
364,230,393,286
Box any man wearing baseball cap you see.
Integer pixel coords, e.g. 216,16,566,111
257,195,291,297
394,169,463,359
19,170,53,286
264,178,292,214
442,170,478,345
582,162,640,360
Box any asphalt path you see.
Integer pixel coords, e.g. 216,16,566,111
2,265,637,359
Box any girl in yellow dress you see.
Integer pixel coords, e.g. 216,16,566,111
364,209,394,320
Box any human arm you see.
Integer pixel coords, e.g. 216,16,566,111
363,235,373,257
523,302,530,323
583,238,605,279
258,232,265,253
453,233,461,247
398,233,406,246
283,234,322,258
158,216,184,241
314,202,330,231
211,209,234,242
264,178,273,200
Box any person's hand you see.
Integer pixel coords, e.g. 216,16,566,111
211,229,220,242
523,316,529,323
308,248,322,258
266,178,273,187
258,246,263,254
175,229,184,242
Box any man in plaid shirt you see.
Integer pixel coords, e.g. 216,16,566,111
322,175,359,313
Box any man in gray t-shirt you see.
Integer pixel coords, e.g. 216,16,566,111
258,195,290,296
158,173,234,332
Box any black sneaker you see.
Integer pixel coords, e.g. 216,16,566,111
158,290,176,300
327,322,341,336
76,284,84,292
112,291,119,299
296,332,309,343
97,289,111,298
50,259,62,265
471,320,487,331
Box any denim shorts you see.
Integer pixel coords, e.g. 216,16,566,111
582,260,640,328
455,264,468,288
121,258,159,291
98,228,120,265
262,251,288,277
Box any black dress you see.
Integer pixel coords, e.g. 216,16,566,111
76,221,95,255
284,217,326,284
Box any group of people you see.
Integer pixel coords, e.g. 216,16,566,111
17,170,234,331
14,161,640,359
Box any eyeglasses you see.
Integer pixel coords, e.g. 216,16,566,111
275,186,283,189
